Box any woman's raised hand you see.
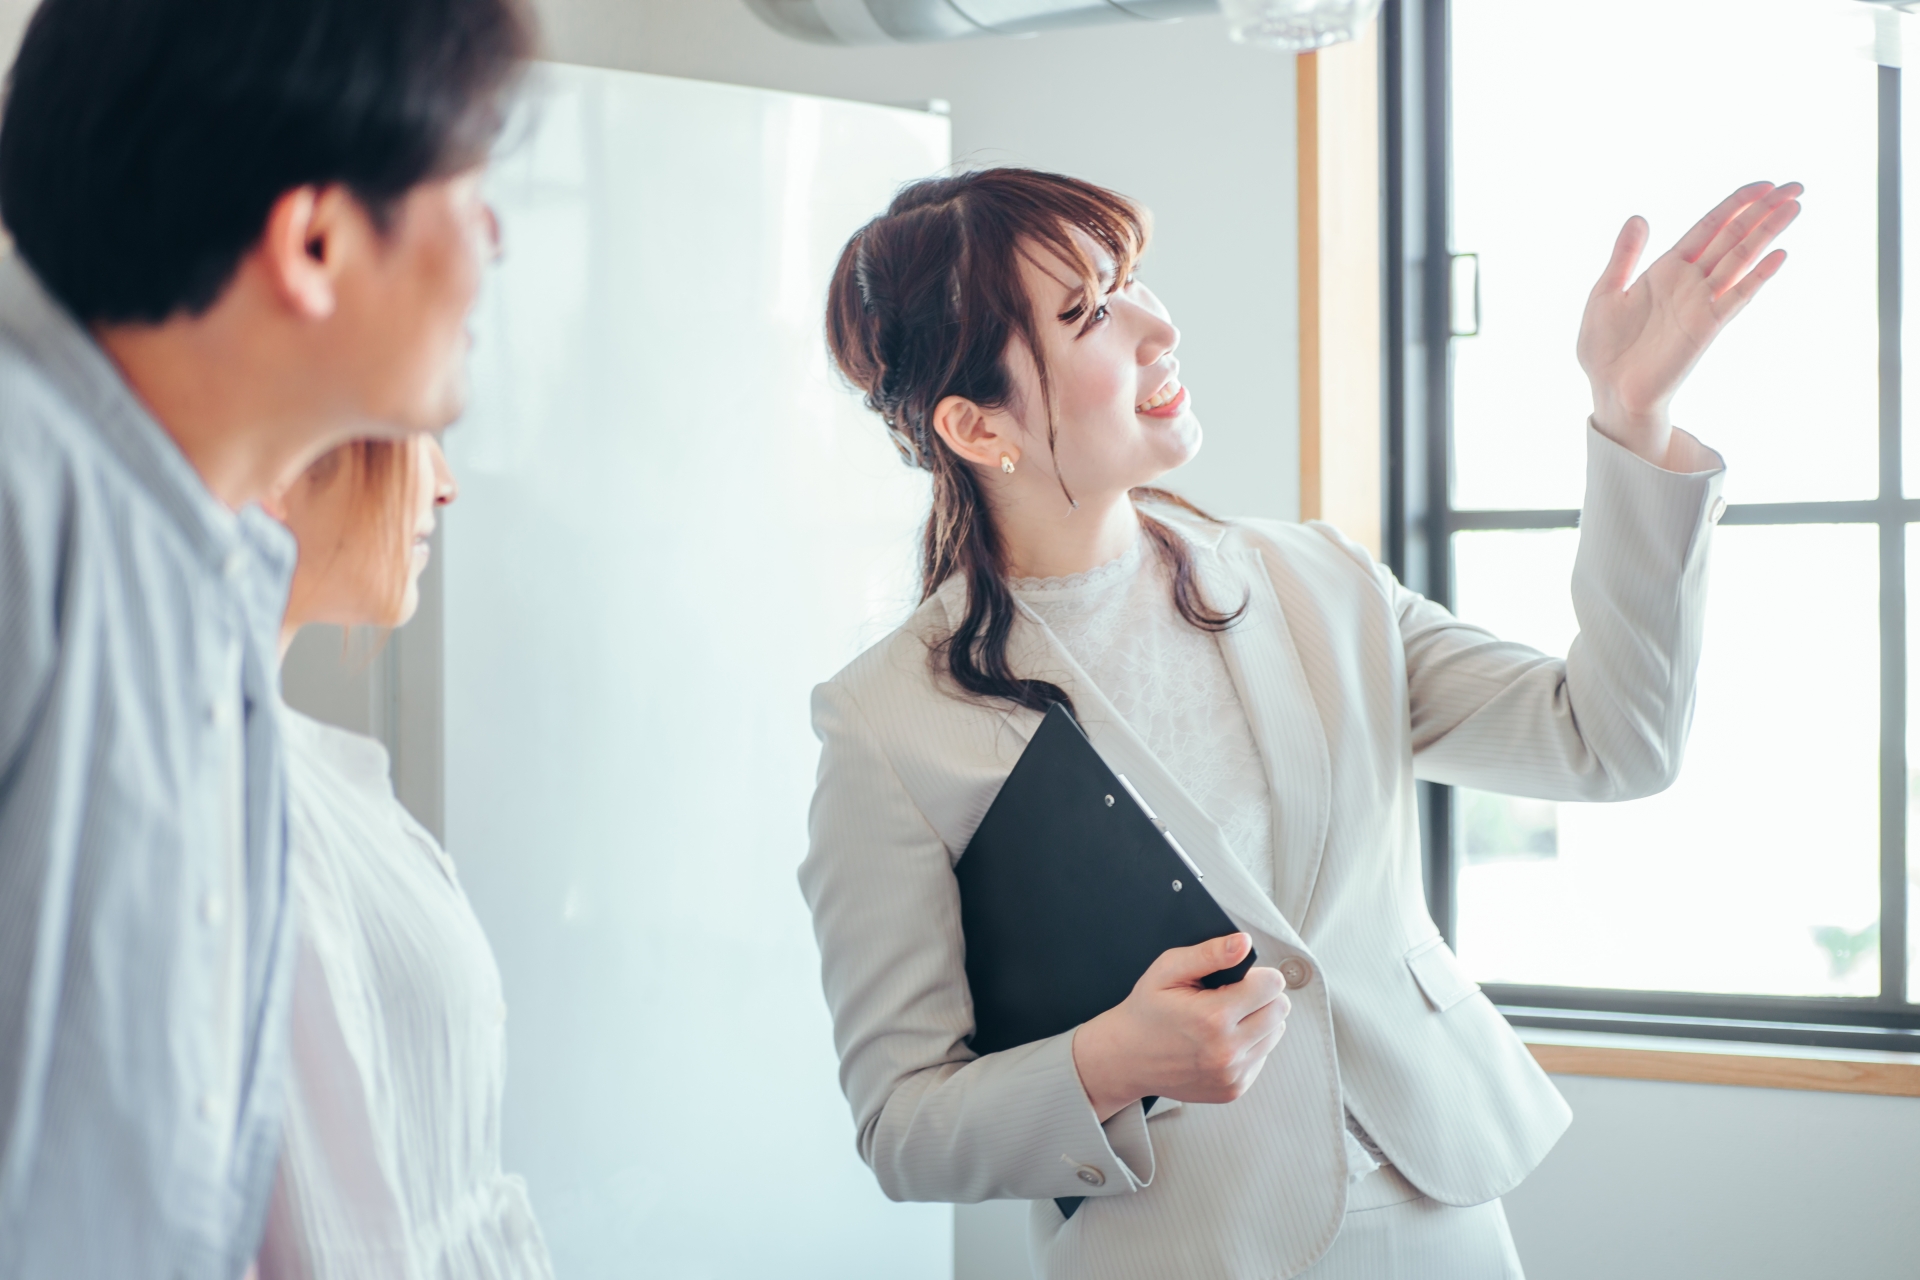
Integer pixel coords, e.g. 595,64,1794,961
1070,933,1290,1122
1577,181,1802,468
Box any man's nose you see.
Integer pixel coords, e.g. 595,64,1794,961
482,204,503,262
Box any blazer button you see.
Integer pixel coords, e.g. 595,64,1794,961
1278,956,1314,989
1074,1165,1106,1187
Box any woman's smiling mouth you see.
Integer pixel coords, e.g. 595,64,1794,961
1136,378,1188,418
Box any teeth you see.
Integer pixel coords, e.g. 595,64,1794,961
1137,380,1182,412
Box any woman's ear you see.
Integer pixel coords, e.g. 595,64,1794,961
931,395,1019,473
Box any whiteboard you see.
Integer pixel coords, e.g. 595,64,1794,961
447,64,950,1278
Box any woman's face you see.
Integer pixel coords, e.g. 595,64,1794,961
279,435,458,632
1002,227,1198,497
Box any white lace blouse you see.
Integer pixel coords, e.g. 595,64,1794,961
257,711,554,1280
1011,535,1276,894
1012,533,1386,1183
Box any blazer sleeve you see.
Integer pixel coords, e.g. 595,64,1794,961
1371,423,1724,801
799,679,1156,1204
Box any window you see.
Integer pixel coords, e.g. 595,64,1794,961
1382,0,1920,1048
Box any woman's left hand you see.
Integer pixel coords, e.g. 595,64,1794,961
1578,181,1802,468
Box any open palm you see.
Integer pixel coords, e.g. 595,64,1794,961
1578,181,1801,460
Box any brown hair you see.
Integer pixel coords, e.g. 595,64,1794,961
826,167,1243,713
297,438,420,625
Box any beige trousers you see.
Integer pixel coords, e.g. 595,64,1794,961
1296,1166,1526,1280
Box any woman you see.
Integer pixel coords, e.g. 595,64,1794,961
800,168,1796,1279
258,437,554,1280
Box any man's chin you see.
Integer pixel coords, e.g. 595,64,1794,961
404,383,468,435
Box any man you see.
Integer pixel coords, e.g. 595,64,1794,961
0,0,533,1273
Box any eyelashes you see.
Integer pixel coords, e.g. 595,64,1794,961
1058,275,1138,334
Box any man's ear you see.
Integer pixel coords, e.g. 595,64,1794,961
930,395,1019,472
254,185,360,321
258,476,295,523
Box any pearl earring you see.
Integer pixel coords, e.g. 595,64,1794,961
1000,453,1016,475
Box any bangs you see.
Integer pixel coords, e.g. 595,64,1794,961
1013,183,1151,331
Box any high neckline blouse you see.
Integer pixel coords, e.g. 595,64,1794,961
1010,535,1276,897
258,710,553,1280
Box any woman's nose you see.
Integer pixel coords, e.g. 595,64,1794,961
427,437,460,505
1139,310,1179,365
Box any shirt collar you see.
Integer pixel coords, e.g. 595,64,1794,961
0,253,263,580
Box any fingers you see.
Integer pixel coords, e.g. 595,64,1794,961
1221,1000,1290,1100
1697,183,1802,281
1591,215,1649,298
1210,964,1288,1024
1149,932,1251,988
1672,180,1780,264
1706,197,1801,297
1234,980,1291,1036
1713,247,1789,320
1238,1023,1288,1071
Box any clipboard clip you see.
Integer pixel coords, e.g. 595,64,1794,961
1113,773,1204,881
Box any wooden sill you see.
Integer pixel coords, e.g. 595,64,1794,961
1523,1031,1920,1098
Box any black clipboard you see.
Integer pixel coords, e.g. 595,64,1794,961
954,703,1255,1219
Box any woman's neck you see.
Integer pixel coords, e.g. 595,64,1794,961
995,488,1141,581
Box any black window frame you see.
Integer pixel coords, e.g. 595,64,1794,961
1381,0,1920,1052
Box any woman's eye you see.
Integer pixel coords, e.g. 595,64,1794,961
1092,303,1111,323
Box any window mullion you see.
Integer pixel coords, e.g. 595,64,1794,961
1880,62,1908,1007
1424,0,1458,947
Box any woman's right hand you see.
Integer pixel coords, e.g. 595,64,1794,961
1070,933,1290,1122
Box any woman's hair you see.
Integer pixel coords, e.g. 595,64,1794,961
825,167,1243,713
298,437,419,624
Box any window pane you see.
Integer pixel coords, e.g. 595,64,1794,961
1453,525,1881,996
1452,0,1878,511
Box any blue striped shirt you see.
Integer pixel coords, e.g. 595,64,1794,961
0,254,297,1278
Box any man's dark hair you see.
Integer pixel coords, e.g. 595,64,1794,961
0,0,536,324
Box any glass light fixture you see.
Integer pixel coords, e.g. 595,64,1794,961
1220,0,1384,50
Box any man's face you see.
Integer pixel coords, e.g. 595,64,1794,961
331,166,499,433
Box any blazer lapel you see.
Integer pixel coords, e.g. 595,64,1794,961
1201,543,1333,929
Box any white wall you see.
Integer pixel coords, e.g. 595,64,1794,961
526,0,1301,522
1508,1074,1920,1279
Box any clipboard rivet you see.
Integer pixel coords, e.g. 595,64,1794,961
1171,879,1183,892
1103,794,1114,807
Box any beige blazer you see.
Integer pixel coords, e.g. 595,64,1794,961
800,426,1725,1280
